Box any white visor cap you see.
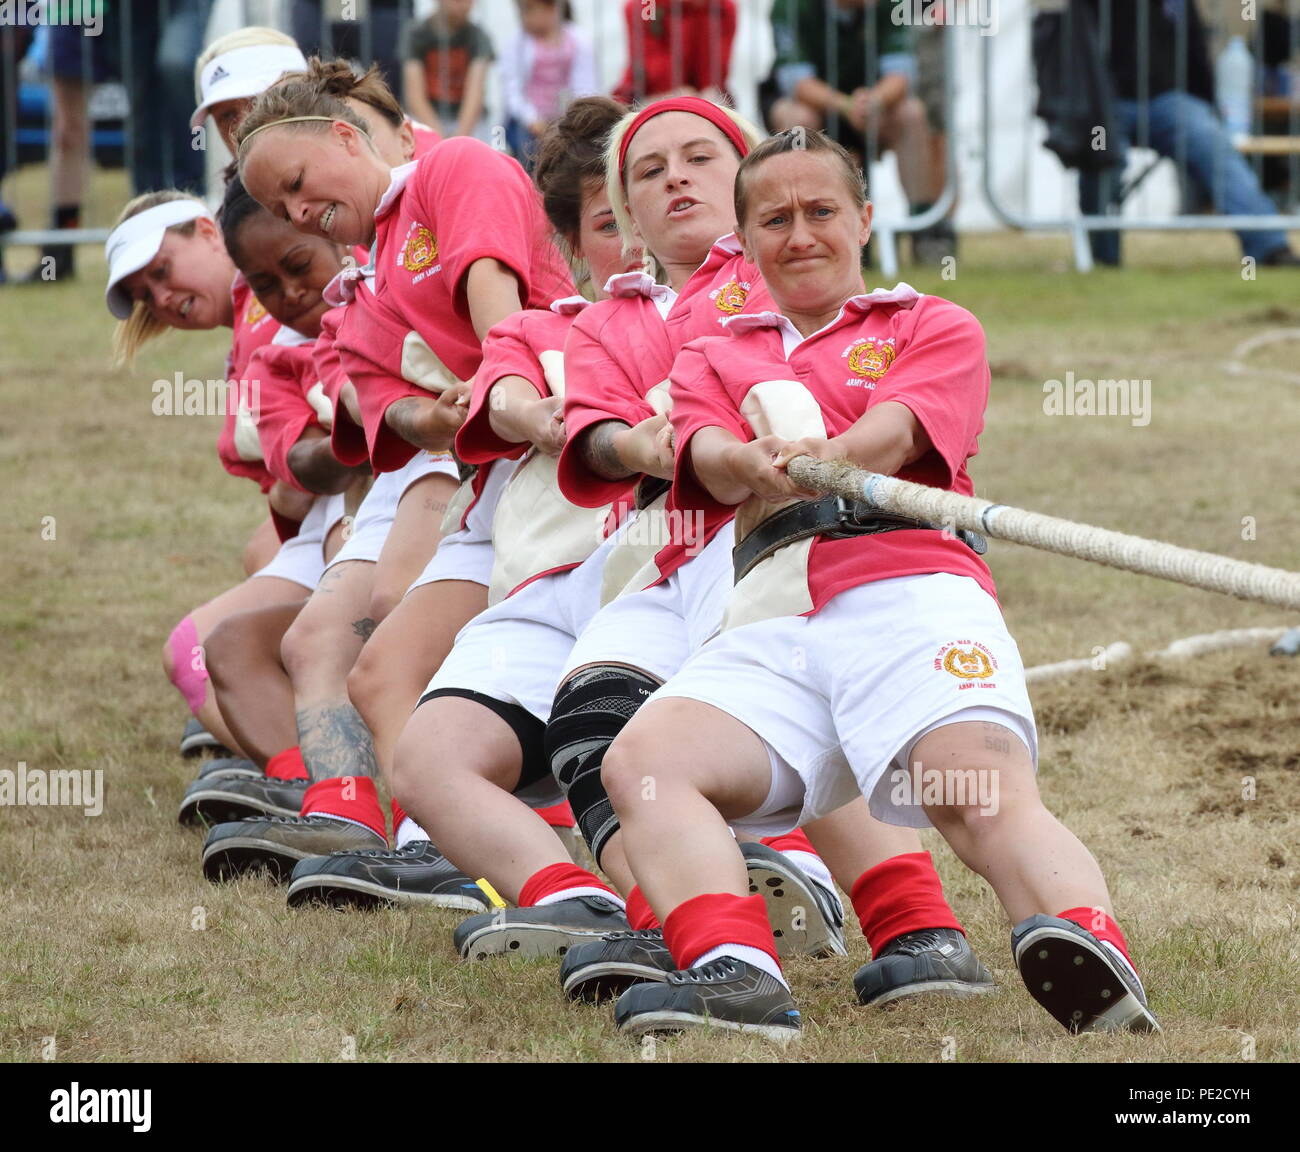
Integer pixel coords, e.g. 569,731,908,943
190,43,310,132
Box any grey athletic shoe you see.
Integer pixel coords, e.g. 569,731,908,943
454,895,629,960
1012,914,1161,1034
740,842,847,959
854,928,996,1006
202,815,384,883
286,840,491,911
180,717,229,758
614,957,801,1041
192,757,262,782
178,774,306,826
560,929,673,1002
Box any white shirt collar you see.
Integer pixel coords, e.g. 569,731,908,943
550,294,591,315
602,271,679,318
375,159,418,219
723,283,922,356
271,325,315,347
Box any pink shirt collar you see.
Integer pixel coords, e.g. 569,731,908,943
722,282,921,355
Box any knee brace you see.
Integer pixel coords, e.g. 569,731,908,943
167,615,208,715
545,665,660,866
417,687,551,791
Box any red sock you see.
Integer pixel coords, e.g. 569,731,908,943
265,746,308,781
300,776,386,840
625,885,661,931
759,829,815,855
391,799,410,834
518,862,618,907
536,800,576,829
1057,906,1134,967
663,892,778,971
850,851,964,956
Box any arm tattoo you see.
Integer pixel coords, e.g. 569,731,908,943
295,702,378,782
352,617,377,641
385,396,431,448
582,420,635,481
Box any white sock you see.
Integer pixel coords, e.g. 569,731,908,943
395,816,428,849
535,886,627,910
691,944,788,989
783,849,835,894
1100,940,1143,990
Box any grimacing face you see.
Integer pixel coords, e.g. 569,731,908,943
622,111,743,270
739,149,872,321
120,217,236,330
240,120,390,247
234,212,347,339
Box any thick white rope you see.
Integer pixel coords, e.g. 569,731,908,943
785,456,1300,612
1024,628,1290,683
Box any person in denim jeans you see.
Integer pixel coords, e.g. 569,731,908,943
1081,0,1296,267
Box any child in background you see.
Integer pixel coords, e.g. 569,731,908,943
401,0,494,141
502,0,597,172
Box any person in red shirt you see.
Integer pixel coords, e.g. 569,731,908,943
601,129,1160,1040
613,0,736,107
205,68,572,874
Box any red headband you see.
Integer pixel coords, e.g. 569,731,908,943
616,97,749,182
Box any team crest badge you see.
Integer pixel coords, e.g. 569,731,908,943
846,337,895,380
402,225,438,273
712,278,748,314
244,298,267,326
935,641,997,682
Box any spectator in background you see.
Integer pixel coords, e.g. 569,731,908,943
502,0,597,171
613,0,736,107
291,0,407,96
402,0,494,140
0,23,34,282
1081,0,1296,267
763,0,948,262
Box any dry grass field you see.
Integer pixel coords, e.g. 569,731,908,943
2,196,1298,1062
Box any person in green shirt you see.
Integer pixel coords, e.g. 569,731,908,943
765,0,951,262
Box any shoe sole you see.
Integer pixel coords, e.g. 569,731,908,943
193,765,263,782
1014,925,1161,1034
202,837,316,883
616,1009,800,1043
562,961,669,1002
859,977,998,1008
180,735,229,758
459,923,615,961
178,790,300,827
286,873,490,912
745,860,847,959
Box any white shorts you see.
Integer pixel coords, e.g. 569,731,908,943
420,512,621,721
560,522,735,684
650,573,1039,835
252,492,347,590
405,458,517,594
325,453,459,569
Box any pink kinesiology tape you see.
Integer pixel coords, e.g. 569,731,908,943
167,616,208,715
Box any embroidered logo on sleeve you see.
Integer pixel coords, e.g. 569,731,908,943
400,223,440,280
935,641,998,689
710,278,749,316
844,336,896,386
244,297,268,327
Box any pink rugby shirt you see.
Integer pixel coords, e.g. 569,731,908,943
217,274,282,491
556,233,772,583
252,325,337,492
332,137,574,472
669,285,995,625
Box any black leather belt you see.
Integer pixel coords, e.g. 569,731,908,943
733,496,987,583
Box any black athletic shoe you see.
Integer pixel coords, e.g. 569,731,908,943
192,757,262,782
854,928,996,1006
179,717,230,759
286,840,491,911
454,895,629,960
178,774,306,826
560,929,673,1002
614,957,801,1040
1012,914,1161,1034
740,842,847,959
202,815,384,883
